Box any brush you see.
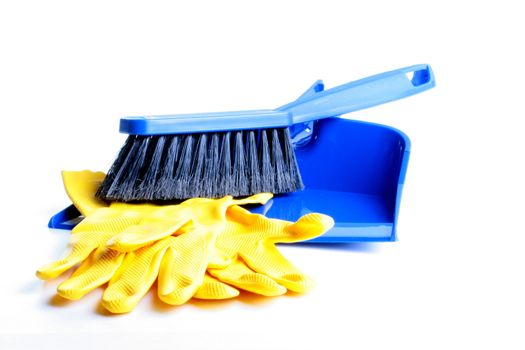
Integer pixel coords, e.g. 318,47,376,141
96,64,434,202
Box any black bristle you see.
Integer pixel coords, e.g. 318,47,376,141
246,130,261,194
189,133,208,197
102,136,145,201
281,128,304,190
95,135,135,200
203,133,220,198
96,126,305,202
217,132,232,197
231,131,248,196
258,129,274,193
119,136,152,201
137,136,166,200
157,135,181,200
270,128,290,193
173,135,195,198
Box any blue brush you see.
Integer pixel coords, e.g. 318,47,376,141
96,64,434,202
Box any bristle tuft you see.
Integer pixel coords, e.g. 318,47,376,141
246,130,261,194
96,127,304,202
259,130,274,193
231,131,248,196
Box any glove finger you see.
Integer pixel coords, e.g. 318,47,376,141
237,192,273,204
56,247,125,300
193,273,239,300
280,212,334,243
239,243,315,293
157,230,212,306
225,207,333,243
106,210,191,252
184,194,272,226
36,233,98,280
218,209,332,293
101,237,174,314
62,170,108,216
36,208,143,280
208,257,286,297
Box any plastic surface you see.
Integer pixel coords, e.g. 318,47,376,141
119,64,434,135
48,204,82,230
289,80,325,147
120,109,291,135
278,64,434,123
251,118,411,242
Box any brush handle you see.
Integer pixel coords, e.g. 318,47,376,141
279,64,435,123
119,64,434,135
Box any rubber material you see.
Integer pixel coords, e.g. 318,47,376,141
40,171,334,312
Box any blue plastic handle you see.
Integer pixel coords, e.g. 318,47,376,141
295,79,325,100
278,64,435,123
120,64,434,135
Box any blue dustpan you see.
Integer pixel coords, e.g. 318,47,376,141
252,118,412,242
49,64,435,242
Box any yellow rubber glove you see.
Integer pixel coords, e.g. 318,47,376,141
36,171,157,285
109,201,334,300
193,273,240,300
208,205,334,294
37,171,270,306
99,223,219,313
101,230,239,312
61,170,107,216
101,193,273,311
38,170,334,312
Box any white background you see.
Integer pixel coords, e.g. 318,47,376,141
1,1,524,349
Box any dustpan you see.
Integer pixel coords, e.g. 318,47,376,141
49,64,435,242
252,117,412,242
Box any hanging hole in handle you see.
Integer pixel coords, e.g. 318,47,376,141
407,67,431,87
313,82,325,93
